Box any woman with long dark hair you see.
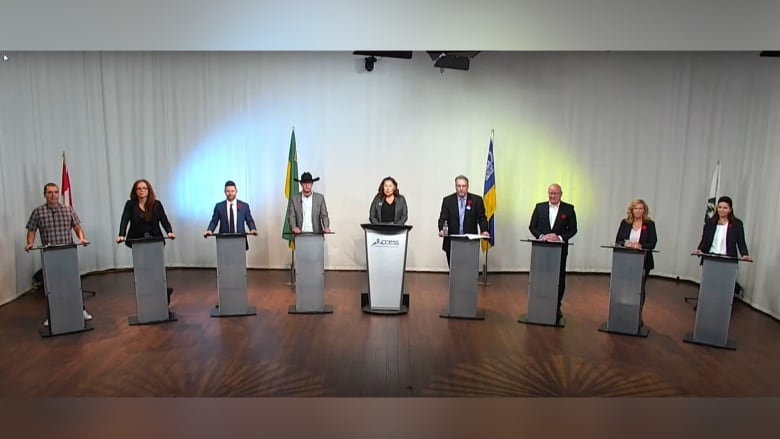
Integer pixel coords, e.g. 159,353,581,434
116,179,175,245
694,196,753,296
116,179,176,304
694,196,751,261
368,176,408,225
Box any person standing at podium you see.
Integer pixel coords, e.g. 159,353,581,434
203,180,258,246
529,183,578,319
437,175,489,266
694,196,753,297
369,176,408,225
25,182,93,325
287,172,331,234
694,196,752,262
116,179,176,304
614,198,657,319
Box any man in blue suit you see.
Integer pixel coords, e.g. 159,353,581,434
203,180,258,248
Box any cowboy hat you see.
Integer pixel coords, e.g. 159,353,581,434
294,171,320,183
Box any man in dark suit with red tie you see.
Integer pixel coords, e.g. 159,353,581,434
437,175,490,266
529,183,578,320
203,180,258,248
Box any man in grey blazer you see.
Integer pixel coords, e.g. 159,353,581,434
287,172,331,234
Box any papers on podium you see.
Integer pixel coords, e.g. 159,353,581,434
448,234,489,240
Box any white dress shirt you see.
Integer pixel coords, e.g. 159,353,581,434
548,203,559,230
301,194,314,232
710,223,728,255
629,228,641,243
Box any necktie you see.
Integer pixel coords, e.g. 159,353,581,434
459,198,465,234
229,203,235,233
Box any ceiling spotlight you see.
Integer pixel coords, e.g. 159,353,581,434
364,56,377,72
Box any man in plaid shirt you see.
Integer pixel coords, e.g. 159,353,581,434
25,182,92,325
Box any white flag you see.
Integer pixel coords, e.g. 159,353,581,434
704,161,720,222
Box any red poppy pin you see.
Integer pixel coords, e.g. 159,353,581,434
467,199,473,206
642,225,647,231
728,223,733,228
560,214,566,220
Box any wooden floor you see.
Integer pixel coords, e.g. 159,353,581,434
0,269,778,397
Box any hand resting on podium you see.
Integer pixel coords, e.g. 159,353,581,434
204,230,257,237
693,248,752,262
622,240,642,250
117,232,174,243
440,231,490,239
292,227,331,234
25,239,89,252
540,233,563,242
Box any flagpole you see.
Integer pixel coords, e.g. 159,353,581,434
63,149,97,300
686,159,721,309
479,129,494,287
284,126,297,287
286,248,296,287
479,248,490,286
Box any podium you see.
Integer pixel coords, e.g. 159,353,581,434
34,243,95,337
598,245,657,337
683,253,745,350
439,235,488,320
126,236,177,325
518,239,572,327
208,233,256,318
360,223,412,315
288,232,334,314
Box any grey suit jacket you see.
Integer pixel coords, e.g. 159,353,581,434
287,192,330,233
368,194,408,225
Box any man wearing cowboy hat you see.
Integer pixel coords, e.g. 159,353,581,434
287,172,331,234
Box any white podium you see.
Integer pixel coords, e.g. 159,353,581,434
360,223,412,315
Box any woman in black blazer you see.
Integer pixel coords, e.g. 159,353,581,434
116,179,176,305
694,196,752,261
116,179,176,246
368,176,408,225
615,199,657,324
694,196,752,296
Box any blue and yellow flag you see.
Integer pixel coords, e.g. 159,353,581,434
282,129,299,249
482,132,496,252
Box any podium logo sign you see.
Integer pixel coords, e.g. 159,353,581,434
371,238,400,248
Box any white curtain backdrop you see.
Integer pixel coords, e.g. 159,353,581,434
1,51,778,318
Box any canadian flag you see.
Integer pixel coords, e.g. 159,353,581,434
61,152,73,207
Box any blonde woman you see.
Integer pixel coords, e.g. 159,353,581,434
614,199,657,324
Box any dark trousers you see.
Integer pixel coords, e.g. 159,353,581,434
557,253,568,311
639,269,650,326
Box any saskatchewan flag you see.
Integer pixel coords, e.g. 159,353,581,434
482,131,496,252
282,129,299,249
